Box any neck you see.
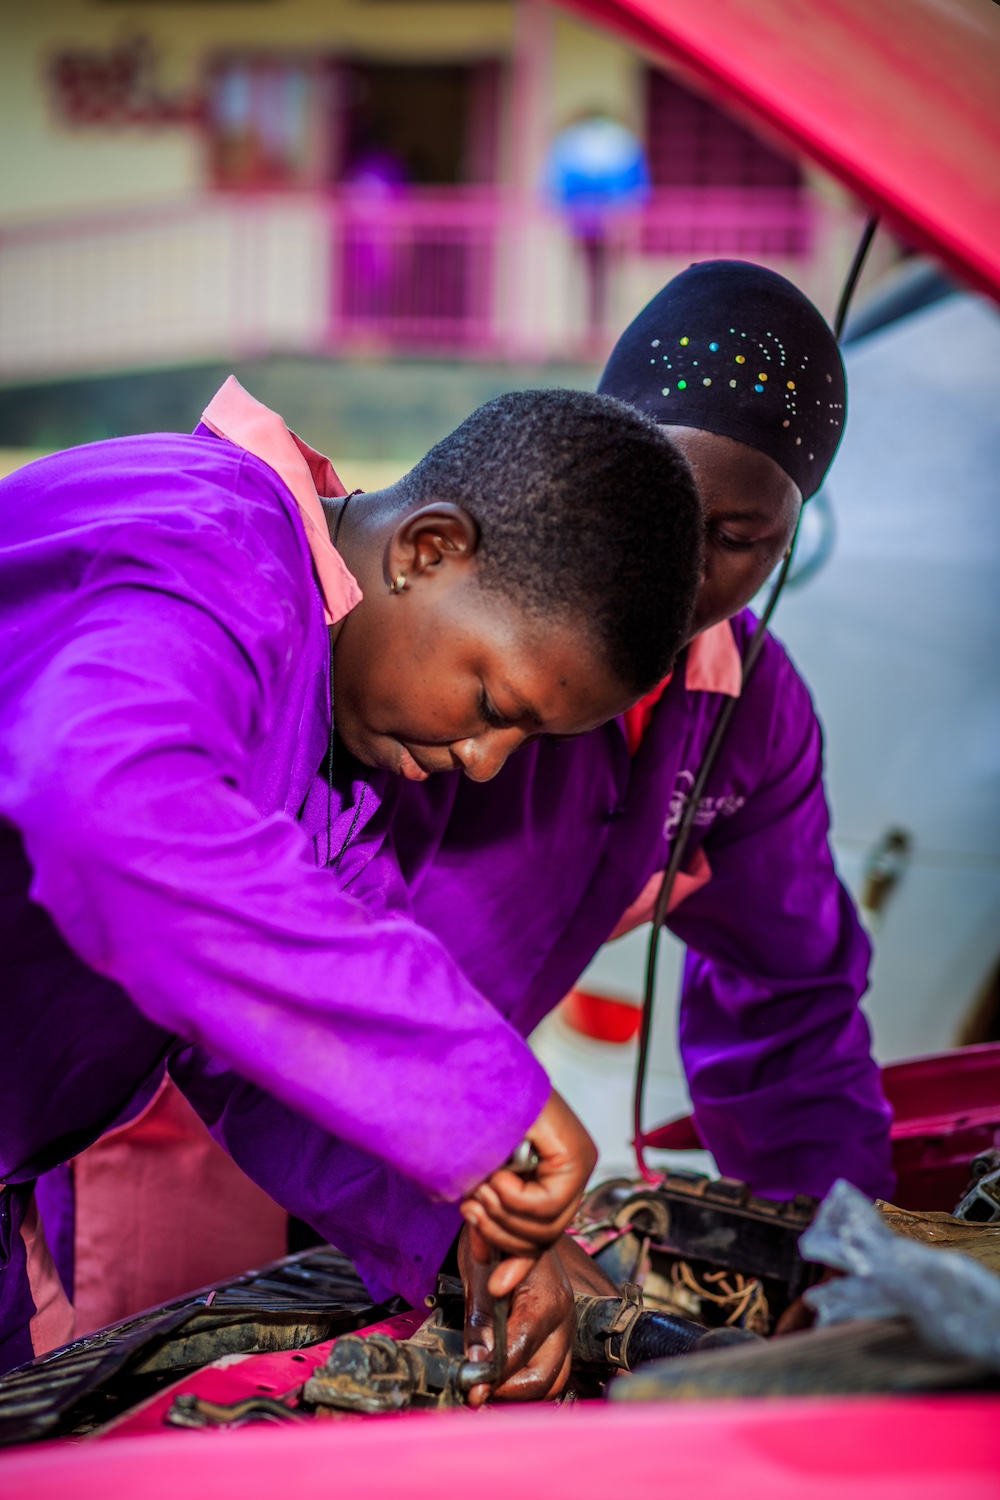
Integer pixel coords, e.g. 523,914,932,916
323,493,353,548
321,490,400,647
321,494,360,646
321,488,398,547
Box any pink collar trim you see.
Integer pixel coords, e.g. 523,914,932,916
685,619,742,697
202,376,363,626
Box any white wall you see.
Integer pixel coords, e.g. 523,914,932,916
0,0,517,222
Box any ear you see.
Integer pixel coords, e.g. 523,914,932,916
385,504,480,588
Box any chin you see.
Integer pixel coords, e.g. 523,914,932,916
358,733,430,781
338,722,439,781
334,719,390,773
690,604,737,639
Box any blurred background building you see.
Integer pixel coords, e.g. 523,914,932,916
0,0,894,461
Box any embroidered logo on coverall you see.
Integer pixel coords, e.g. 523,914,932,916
664,770,746,839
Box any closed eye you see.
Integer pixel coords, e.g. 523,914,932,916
711,528,759,553
479,688,514,730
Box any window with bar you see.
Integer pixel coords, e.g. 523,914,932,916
642,69,809,257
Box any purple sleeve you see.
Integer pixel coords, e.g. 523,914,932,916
666,637,894,1202
168,1047,460,1308
6,528,548,1205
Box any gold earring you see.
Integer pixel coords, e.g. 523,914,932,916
389,572,406,594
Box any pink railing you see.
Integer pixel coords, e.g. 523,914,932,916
331,189,507,355
328,186,813,355
630,187,813,259
0,187,816,378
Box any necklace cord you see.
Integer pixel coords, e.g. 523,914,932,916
325,491,363,870
632,215,879,1179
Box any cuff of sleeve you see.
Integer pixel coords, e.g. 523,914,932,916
351,1206,464,1309
423,1053,551,1204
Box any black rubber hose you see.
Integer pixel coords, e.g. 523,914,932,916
626,1309,707,1364
575,1296,763,1370
626,1312,761,1368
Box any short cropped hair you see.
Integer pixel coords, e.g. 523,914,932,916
395,389,702,695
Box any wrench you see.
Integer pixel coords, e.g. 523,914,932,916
457,1138,539,1397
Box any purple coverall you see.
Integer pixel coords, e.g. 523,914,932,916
0,414,891,1372
395,607,894,1204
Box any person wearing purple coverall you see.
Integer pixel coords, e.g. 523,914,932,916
403,263,893,1212
397,265,894,1356
225,266,893,1370
0,377,704,1382
1,264,893,1398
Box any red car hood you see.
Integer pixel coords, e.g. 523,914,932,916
1,1397,997,1500
552,0,1000,300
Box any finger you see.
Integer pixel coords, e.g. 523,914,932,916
486,1253,537,1299
488,1171,581,1220
493,1332,574,1403
773,1294,814,1336
479,1203,577,1241
458,1224,499,1409
471,1183,581,1240
470,1180,504,1217
462,1204,534,1254
484,1243,574,1403
462,1254,495,1358
464,1294,494,1356
458,1214,494,1267
502,1274,568,1355
495,1343,573,1403
468,1199,578,1248
461,1205,548,1257
463,1345,493,1410
464,1350,494,1404
524,1092,597,1181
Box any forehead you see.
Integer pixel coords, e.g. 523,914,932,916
662,425,800,515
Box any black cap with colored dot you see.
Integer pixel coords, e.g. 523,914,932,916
598,260,847,499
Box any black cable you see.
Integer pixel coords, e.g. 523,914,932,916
632,216,879,1178
834,213,880,342
632,523,799,1178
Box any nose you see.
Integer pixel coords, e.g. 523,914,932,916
451,728,525,782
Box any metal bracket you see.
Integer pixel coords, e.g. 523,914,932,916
603,1282,645,1370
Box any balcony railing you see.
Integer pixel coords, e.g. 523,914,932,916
631,187,812,259
0,187,821,381
333,189,504,354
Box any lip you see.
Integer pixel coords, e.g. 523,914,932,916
397,743,432,782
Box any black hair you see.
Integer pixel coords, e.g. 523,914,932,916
395,389,702,695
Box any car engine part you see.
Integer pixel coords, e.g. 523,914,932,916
954,1156,1000,1224
609,1316,1000,1401
0,1244,399,1447
572,1171,820,1334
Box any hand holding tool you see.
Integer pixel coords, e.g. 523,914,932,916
457,1138,539,1398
